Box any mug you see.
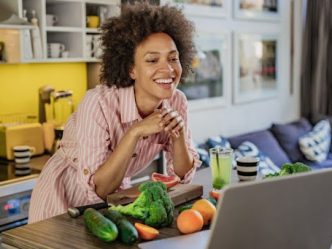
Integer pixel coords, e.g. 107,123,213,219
46,14,58,26
61,50,69,58
48,43,65,58
12,145,36,164
236,156,260,181
87,16,100,28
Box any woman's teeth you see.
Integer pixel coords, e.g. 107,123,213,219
155,78,173,84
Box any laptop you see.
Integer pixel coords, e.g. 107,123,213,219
139,168,332,249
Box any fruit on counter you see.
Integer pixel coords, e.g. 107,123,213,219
134,222,160,241
192,199,216,225
83,208,118,242
209,190,221,200
109,181,174,228
105,209,138,245
176,209,203,234
151,172,180,189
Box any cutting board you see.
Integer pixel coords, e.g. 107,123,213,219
107,184,203,207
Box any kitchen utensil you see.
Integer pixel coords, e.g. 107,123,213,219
67,202,108,218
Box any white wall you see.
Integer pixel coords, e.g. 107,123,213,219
186,0,303,142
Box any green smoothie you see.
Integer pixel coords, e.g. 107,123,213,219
210,148,233,190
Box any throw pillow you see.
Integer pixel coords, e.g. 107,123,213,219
228,130,291,167
196,146,210,167
299,119,331,162
206,136,231,149
235,141,280,176
270,118,312,162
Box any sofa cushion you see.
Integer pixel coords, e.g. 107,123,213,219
299,119,331,162
196,146,210,167
206,136,231,149
270,118,312,162
234,141,280,175
228,130,291,167
301,152,332,169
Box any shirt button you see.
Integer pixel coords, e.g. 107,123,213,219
83,168,89,175
132,153,137,158
73,158,78,163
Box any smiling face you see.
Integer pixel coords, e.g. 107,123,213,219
130,32,182,111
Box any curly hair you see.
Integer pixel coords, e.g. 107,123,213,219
100,2,195,88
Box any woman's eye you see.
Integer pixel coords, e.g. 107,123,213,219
146,58,158,63
170,57,179,62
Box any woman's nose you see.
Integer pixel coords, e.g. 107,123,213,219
160,61,174,72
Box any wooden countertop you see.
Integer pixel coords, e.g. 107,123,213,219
1,167,236,249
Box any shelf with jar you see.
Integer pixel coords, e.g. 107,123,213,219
0,0,120,64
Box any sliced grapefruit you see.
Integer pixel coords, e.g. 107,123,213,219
151,172,179,189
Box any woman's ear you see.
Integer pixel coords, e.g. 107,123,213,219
129,66,136,80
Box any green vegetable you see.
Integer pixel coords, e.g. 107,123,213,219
109,181,174,228
105,209,138,245
207,197,218,207
265,162,311,178
83,208,118,242
178,204,193,214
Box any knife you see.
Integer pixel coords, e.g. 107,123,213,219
67,202,109,218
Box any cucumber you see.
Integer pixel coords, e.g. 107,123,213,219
83,208,118,242
105,209,138,245
178,204,193,214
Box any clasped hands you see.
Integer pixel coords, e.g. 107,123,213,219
133,108,184,139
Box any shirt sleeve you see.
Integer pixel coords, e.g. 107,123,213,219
164,92,202,183
75,90,111,202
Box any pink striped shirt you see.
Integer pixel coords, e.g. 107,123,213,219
29,84,201,223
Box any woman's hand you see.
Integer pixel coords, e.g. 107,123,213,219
129,110,165,138
160,108,185,139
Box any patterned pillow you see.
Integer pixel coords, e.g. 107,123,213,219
299,119,331,162
234,141,280,176
196,146,210,167
206,136,231,149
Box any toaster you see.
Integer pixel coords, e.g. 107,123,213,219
0,123,45,160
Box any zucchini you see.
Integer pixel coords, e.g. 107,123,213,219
83,208,118,242
105,209,138,245
178,204,193,214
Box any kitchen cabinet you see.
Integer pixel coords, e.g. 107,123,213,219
0,0,120,63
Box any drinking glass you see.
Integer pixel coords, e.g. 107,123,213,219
209,147,233,190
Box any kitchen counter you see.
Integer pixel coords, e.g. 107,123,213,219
1,167,215,249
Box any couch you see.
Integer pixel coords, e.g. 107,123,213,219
197,118,332,172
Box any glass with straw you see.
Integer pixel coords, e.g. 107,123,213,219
209,147,233,190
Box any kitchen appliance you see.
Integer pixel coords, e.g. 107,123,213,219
39,86,73,154
0,123,44,160
0,161,41,231
38,86,73,128
51,90,73,128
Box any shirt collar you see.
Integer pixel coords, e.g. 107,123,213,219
118,85,172,123
119,86,140,123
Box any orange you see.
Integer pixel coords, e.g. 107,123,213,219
134,223,159,241
192,199,216,225
176,209,203,234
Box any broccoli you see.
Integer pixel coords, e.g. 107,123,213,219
109,181,174,228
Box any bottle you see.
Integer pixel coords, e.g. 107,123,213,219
30,10,43,59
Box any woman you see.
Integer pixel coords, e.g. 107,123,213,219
29,2,201,223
